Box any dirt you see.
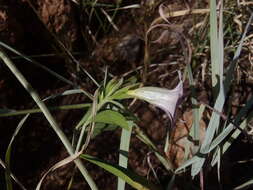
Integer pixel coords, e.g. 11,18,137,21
0,0,253,190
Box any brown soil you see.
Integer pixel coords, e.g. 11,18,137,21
1,0,253,190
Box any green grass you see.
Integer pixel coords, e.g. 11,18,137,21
1,0,253,189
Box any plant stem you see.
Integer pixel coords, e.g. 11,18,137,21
0,49,98,190
0,103,90,117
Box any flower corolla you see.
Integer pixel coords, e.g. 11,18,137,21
128,75,183,123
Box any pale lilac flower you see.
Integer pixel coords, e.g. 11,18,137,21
128,74,183,123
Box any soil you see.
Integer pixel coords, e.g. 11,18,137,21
0,0,253,190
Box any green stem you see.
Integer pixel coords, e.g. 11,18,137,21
0,49,98,190
0,103,90,117
75,99,106,153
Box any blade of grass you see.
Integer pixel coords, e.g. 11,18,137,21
75,89,99,153
26,0,99,87
209,12,253,165
234,179,253,190
210,0,219,93
81,154,162,190
117,121,133,190
0,158,27,190
0,49,98,190
134,125,174,172
43,89,93,101
190,1,225,177
95,110,130,130
187,62,200,146
5,114,30,190
36,151,83,190
0,103,90,117
0,41,74,86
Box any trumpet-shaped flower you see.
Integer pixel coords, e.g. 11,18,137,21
128,76,183,123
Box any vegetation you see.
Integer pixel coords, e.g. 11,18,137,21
0,0,253,189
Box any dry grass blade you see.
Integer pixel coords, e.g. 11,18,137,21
75,89,99,153
36,151,82,190
151,9,210,26
158,4,170,24
107,4,140,11
101,8,119,31
0,49,98,190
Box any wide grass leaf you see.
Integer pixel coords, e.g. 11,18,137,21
117,121,133,190
81,154,162,190
95,110,130,130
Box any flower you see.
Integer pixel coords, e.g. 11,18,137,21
128,74,183,123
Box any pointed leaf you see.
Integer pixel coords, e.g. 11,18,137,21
95,110,129,130
118,121,133,190
81,154,162,190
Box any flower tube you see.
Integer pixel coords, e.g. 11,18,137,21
128,74,183,123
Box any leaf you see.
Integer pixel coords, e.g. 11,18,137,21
0,158,27,190
234,179,253,190
0,41,74,86
81,154,162,190
0,48,97,190
0,103,90,117
105,78,123,96
175,156,200,174
5,114,30,190
92,123,118,138
111,83,140,100
191,1,225,177
118,121,133,190
95,110,130,130
36,151,83,190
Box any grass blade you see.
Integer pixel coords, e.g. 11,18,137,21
117,121,133,190
210,0,219,92
0,49,98,190
0,103,90,117
0,158,27,190
0,41,74,86
191,1,225,177
81,154,162,190
5,114,30,190
95,110,130,130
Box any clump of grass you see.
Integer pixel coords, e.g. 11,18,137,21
1,0,253,190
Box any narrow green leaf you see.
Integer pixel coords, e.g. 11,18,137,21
111,83,140,100
187,63,200,144
92,123,118,138
5,114,30,190
0,41,74,86
118,121,133,190
210,0,219,91
0,49,98,190
191,1,225,177
81,154,162,190
0,103,90,117
0,158,27,190
105,78,123,96
95,110,130,130
134,125,174,171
